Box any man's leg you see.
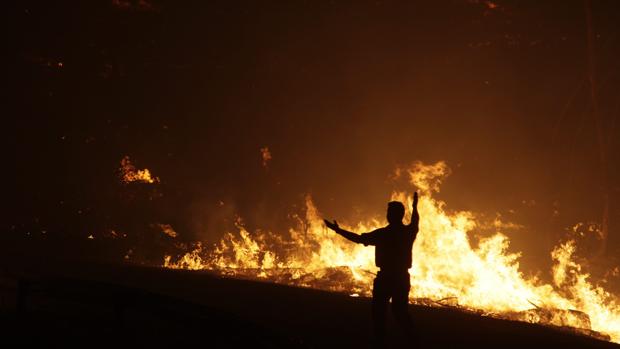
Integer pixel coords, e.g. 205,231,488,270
391,273,413,336
372,273,389,346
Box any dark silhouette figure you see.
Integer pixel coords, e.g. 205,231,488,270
324,192,419,346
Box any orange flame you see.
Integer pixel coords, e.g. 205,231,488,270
163,161,620,342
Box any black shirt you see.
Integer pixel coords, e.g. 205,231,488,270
359,223,417,272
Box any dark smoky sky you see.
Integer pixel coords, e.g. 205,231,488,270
5,1,620,270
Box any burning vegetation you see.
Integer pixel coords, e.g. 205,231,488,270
119,155,159,184
163,161,620,343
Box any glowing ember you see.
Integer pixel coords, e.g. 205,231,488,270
260,146,272,168
155,223,178,238
119,156,159,184
163,161,620,343
485,1,498,10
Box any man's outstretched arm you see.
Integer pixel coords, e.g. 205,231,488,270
410,192,419,234
324,219,366,244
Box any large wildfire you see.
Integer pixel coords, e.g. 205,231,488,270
161,161,620,343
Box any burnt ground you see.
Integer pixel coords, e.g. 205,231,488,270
0,252,619,349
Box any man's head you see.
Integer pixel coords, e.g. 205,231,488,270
386,201,405,225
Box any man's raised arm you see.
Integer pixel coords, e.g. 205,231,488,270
324,219,366,244
410,192,419,234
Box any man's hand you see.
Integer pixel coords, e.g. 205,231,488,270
324,219,365,244
413,191,419,208
324,219,340,232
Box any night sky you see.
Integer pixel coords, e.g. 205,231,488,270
5,1,620,274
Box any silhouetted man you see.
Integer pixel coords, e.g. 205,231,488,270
324,192,419,346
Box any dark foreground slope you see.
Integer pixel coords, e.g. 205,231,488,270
0,258,618,349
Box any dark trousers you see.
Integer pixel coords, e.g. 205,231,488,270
371,270,413,342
